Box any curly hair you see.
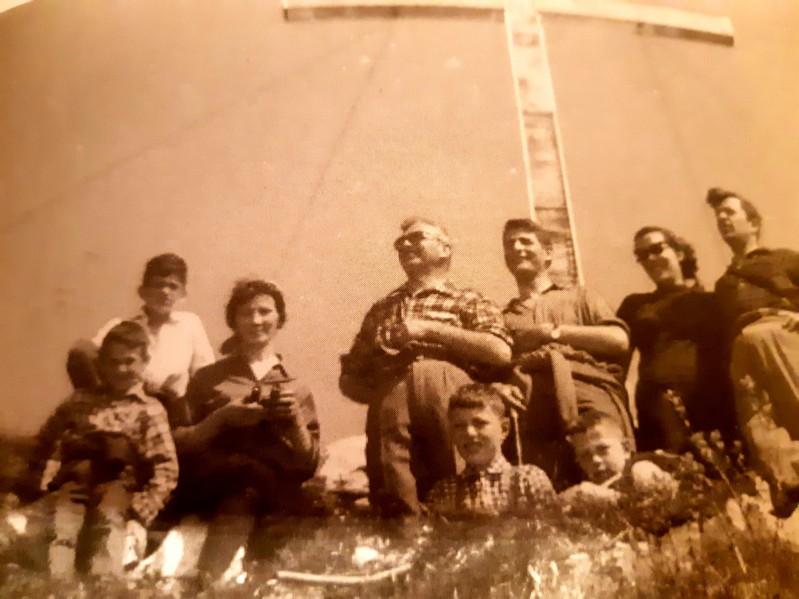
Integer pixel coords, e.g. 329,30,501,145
224,279,287,330
633,226,699,281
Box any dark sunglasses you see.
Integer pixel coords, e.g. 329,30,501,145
634,241,670,262
393,231,439,251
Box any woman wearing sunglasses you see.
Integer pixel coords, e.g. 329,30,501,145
617,227,736,454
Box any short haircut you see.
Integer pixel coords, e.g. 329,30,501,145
225,279,287,330
705,187,762,232
99,320,150,360
633,226,699,280
448,383,507,418
570,410,624,437
399,217,451,244
141,253,188,286
503,218,554,250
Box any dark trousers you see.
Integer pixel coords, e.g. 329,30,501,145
365,359,472,516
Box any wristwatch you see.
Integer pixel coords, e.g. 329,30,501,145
549,325,562,341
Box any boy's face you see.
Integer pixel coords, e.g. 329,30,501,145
139,274,186,316
449,406,508,469
99,342,148,393
571,420,631,484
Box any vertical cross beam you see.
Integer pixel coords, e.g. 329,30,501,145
504,0,581,285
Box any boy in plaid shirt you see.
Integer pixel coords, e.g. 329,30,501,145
31,321,178,577
426,384,557,518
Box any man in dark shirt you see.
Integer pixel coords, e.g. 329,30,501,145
340,218,513,516
617,226,735,453
706,187,799,504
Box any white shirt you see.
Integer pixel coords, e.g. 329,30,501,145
248,353,281,381
93,310,215,396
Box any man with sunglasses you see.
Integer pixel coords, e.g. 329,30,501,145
501,218,635,490
339,218,513,517
618,227,735,456
707,188,799,512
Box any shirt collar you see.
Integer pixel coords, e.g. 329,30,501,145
506,284,563,311
462,454,512,477
135,307,179,325
395,279,456,297
93,382,149,403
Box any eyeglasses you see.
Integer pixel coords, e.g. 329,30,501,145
393,231,440,251
634,241,670,262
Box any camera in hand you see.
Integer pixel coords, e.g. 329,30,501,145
242,377,295,408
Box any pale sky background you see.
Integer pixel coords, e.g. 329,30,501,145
1,0,797,442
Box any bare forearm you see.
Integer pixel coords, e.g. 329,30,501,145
555,324,629,359
511,321,628,360
420,322,512,366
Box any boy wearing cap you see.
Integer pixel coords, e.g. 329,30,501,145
426,384,557,518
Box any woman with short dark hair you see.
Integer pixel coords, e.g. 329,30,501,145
171,278,320,579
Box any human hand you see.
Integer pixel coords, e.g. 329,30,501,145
630,461,678,496
213,402,268,431
123,519,147,568
383,319,433,351
782,312,799,333
507,319,556,352
144,374,182,401
489,383,527,413
56,480,90,504
260,389,306,427
560,481,621,507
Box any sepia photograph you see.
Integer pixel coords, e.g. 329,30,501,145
1,0,798,596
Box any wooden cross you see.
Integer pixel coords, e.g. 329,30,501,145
282,0,734,286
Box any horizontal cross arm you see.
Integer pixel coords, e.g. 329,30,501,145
535,0,734,45
282,0,734,46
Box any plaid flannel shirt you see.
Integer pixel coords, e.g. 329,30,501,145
341,280,512,381
426,455,557,517
34,385,178,525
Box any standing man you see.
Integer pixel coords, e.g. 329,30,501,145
340,218,513,517
706,187,799,506
501,218,634,489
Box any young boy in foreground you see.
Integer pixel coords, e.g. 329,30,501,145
426,384,557,518
33,321,178,577
560,410,722,534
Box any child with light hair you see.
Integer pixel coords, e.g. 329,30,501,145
426,384,557,518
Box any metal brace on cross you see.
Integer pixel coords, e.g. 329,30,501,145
282,0,734,286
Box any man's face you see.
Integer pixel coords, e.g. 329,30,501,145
633,231,684,288
233,294,281,348
394,223,451,276
571,420,631,484
503,229,551,279
139,274,186,317
99,342,148,393
449,406,508,469
713,196,758,246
